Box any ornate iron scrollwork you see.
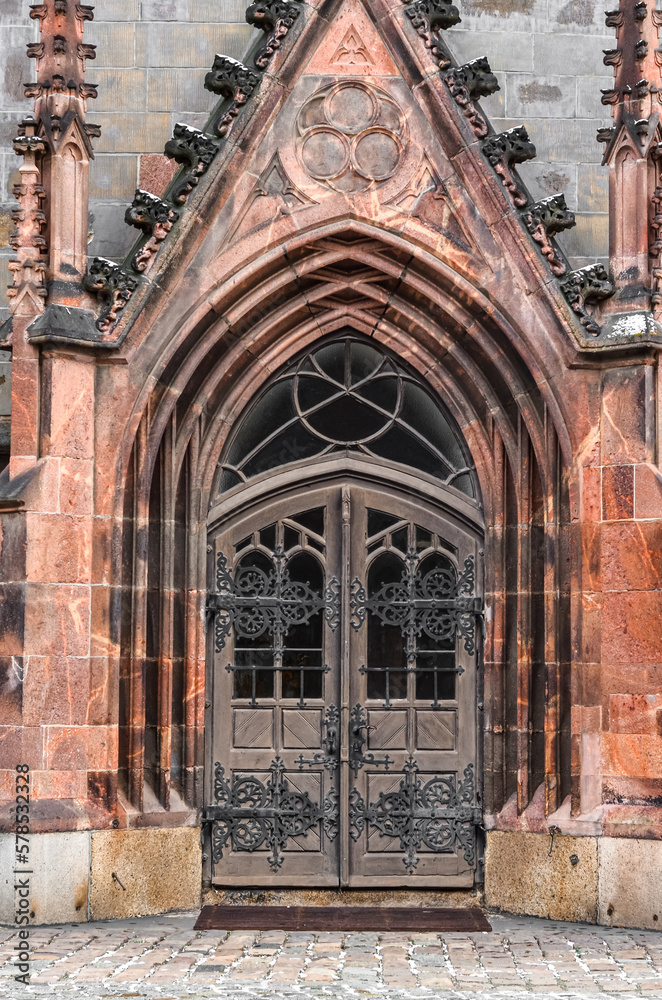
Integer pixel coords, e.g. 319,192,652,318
350,549,482,656
349,757,481,874
208,547,340,652
323,786,339,841
349,704,392,777
296,705,340,772
207,546,340,705
202,757,336,873
349,786,366,843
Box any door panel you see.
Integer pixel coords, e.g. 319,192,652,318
206,492,342,886
346,487,480,887
205,482,482,888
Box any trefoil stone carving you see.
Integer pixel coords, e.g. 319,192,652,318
205,55,260,139
522,194,575,277
83,257,139,333
125,190,180,273
560,264,614,337
246,0,302,70
444,58,500,139
481,126,536,208
403,0,460,70
164,124,221,205
296,81,406,194
349,757,481,873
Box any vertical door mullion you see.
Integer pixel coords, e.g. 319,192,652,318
340,485,351,887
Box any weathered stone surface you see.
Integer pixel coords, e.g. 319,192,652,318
89,827,201,919
599,836,662,930
485,830,599,922
0,830,90,925
0,0,661,934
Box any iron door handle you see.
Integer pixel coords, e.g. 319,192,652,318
295,705,340,772
348,704,391,777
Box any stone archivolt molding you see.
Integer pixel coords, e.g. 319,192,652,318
296,82,406,194
113,223,579,816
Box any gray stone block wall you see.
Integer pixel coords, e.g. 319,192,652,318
0,0,615,318
449,0,613,269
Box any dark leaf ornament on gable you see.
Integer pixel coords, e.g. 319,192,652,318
247,0,302,70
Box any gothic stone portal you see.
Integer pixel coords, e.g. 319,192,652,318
204,338,484,888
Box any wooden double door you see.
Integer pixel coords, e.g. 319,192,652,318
205,482,483,887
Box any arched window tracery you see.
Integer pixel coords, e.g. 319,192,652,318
217,336,477,497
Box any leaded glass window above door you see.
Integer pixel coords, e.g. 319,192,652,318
205,484,483,888
215,336,477,499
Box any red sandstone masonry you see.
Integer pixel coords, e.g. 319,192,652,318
0,0,660,878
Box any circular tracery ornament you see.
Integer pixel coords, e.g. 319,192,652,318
297,82,406,193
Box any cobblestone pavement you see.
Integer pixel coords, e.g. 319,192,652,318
2,911,662,998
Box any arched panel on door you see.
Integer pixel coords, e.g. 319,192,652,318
346,490,481,887
205,500,343,886
205,478,483,888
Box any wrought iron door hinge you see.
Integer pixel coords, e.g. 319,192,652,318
202,756,338,873
351,550,483,655
207,547,340,653
349,758,481,874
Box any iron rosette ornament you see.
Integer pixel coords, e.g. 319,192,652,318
351,548,482,656
208,545,340,654
349,757,481,874
203,757,338,873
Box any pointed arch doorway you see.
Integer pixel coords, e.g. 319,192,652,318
204,335,485,888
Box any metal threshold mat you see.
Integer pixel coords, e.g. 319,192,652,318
194,905,491,932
